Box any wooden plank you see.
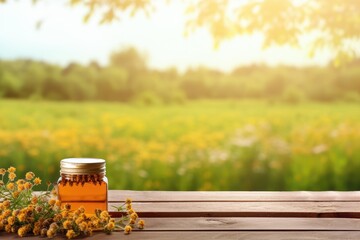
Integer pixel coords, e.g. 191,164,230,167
109,190,360,202
139,217,360,231
103,231,360,240
90,231,360,240
108,202,360,218
3,231,360,240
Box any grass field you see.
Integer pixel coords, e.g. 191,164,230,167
0,100,359,191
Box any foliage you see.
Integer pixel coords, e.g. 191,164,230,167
186,0,360,61
0,167,144,238
1,0,359,62
0,100,359,191
1,48,360,103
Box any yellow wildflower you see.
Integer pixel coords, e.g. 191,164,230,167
27,204,35,212
12,209,20,217
7,216,15,226
16,179,25,185
61,210,69,218
128,208,135,214
48,199,56,206
33,225,41,236
24,182,32,189
49,222,59,231
63,220,72,230
124,225,132,235
17,213,27,222
35,206,43,213
126,203,132,210
63,203,71,211
78,206,85,213
138,219,145,229
125,198,132,204
106,222,115,231
33,177,42,185
17,184,25,191
3,210,11,218
73,209,81,216
5,224,11,233
0,166,144,238
130,212,138,220
100,211,110,220
31,196,38,205
8,172,16,181
53,213,62,222
32,222,41,236
84,228,93,236
91,219,100,227
79,222,88,231
75,217,83,225
40,228,47,237
12,191,20,198
3,200,10,209
55,200,61,207
25,172,35,180
6,182,15,190
46,228,56,238
66,229,76,239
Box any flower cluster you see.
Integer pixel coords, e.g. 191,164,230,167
111,198,145,234
0,167,145,238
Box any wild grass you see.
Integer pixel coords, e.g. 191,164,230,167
1,99,359,190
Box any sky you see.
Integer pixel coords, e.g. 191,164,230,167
0,1,333,72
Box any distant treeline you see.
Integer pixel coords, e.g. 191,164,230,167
1,47,360,104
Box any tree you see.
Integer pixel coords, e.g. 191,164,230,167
184,0,360,64
109,47,147,74
2,0,358,64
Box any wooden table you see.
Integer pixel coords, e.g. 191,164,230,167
4,190,360,239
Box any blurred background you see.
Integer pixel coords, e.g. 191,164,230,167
0,0,359,190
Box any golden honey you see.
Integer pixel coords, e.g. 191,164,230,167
57,158,108,214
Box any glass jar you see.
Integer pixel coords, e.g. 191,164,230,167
57,158,108,214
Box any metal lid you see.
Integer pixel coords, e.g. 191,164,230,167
60,158,106,175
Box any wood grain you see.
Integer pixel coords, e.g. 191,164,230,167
100,231,360,240
109,190,360,202
3,191,360,239
139,217,360,231
109,201,360,218
3,231,360,240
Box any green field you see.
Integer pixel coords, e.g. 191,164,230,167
1,100,360,190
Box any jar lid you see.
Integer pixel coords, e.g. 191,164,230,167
60,158,106,175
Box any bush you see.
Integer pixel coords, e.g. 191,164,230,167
282,87,305,104
343,91,360,102
132,91,163,106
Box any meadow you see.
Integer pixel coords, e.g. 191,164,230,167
0,100,359,191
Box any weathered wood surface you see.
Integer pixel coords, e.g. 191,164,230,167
109,201,360,218
3,231,360,240
5,191,360,239
124,217,360,231
109,190,360,202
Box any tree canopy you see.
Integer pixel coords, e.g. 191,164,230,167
1,47,360,103
1,0,359,63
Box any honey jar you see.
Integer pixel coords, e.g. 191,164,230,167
57,158,108,213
